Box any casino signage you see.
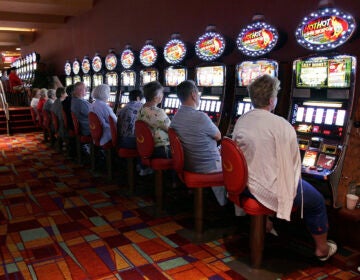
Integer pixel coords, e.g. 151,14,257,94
64,61,71,76
295,8,356,51
82,57,91,74
105,52,117,71
73,60,80,75
139,43,158,67
92,55,102,72
237,21,279,57
195,31,225,61
164,39,186,64
121,48,135,69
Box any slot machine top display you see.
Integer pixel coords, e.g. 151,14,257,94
81,56,92,95
92,53,104,88
139,40,159,86
64,60,72,87
119,46,136,107
72,59,81,84
105,49,119,91
290,5,356,178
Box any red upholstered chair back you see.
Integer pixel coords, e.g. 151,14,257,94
62,109,69,129
42,110,50,129
50,111,59,133
108,116,117,148
71,112,80,136
168,128,185,181
135,120,154,158
88,112,103,146
220,137,248,206
30,107,37,125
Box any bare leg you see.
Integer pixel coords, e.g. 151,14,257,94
313,233,330,257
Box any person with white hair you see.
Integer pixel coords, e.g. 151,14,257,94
90,84,117,146
43,89,56,112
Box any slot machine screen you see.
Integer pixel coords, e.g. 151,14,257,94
237,60,278,87
140,69,158,86
316,153,336,170
93,75,103,87
121,71,135,87
302,150,318,167
295,57,352,88
106,72,118,86
196,66,224,87
65,77,72,86
120,92,130,104
236,101,253,116
165,67,186,87
83,76,91,88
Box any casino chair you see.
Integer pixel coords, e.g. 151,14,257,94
71,112,93,166
135,120,174,216
42,110,53,144
220,137,275,268
50,111,62,151
109,116,138,194
29,107,38,127
168,128,224,241
62,109,76,158
88,112,113,181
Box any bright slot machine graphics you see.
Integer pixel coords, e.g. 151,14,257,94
139,40,159,87
290,4,356,206
194,26,226,127
229,16,279,134
81,56,92,101
92,53,104,94
72,59,82,84
119,46,137,109
64,61,72,87
104,49,119,109
162,34,188,118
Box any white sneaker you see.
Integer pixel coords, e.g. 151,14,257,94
139,167,154,176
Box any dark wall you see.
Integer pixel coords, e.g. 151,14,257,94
21,0,360,76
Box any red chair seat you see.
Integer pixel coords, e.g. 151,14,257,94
118,148,138,158
183,171,223,188
102,140,113,150
241,197,275,216
68,129,76,138
79,135,92,143
149,158,173,170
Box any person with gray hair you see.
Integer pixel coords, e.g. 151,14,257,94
233,74,337,262
90,84,117,146
43,89,56,112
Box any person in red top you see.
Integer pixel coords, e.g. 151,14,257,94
8,67,23,92
37,88,48,114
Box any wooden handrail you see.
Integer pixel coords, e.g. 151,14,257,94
0,81,10,135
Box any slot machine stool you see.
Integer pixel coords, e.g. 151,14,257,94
135,120,173,216
71,112,94,166
168,128,224,241
88,112,114,181
50,111,62,151
109,116,139,194
220,137,275,268
62,109,76,158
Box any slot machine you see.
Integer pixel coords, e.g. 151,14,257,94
289,3,356,207
104,49,119,110
64,60,73,87
162,33,188,118
72,58,82,84
92,53,104,94
194,25,228,130
81,56,92,101
119,45,137,110
228,15,280,135
139,40,160,87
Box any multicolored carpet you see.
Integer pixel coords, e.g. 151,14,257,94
0,132,359,280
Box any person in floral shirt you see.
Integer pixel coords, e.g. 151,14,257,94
137,81,171,158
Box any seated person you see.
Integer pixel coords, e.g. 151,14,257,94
170,80,226,206
8,67,23,93
90,84,117,146
37,88,48,115
43,89,56,112
71,82,90,136
117,89,144,149
51,87,68,139
232,74,337,261
62,84,74,131
30,88,40,120
137,81,171,158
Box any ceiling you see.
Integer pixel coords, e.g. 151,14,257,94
0,0,94,68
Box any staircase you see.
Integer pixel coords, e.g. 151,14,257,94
0,107,40,135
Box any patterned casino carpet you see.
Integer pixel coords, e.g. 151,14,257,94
0,132,359,280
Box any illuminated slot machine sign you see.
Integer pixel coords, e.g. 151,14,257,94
163,35,188,117
64,61,72,87
81,56,92,99
195,26,226,125
139,41,159,86
228,16,280,134
119,46,137,108
92,54,104,90
72,59,81,84
105,50,119,105
290,5,356,184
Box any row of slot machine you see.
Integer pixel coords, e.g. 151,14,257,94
64,3,357,207
12,52,40,88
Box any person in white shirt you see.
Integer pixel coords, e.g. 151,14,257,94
232,74,337,262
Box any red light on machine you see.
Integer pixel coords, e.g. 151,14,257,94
323,130,331,135
312,126,320,133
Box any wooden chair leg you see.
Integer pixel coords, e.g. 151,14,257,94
127,158,135,195
90,143,95,171
250,214,266,268
155,170,163,216
194,188,203,241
